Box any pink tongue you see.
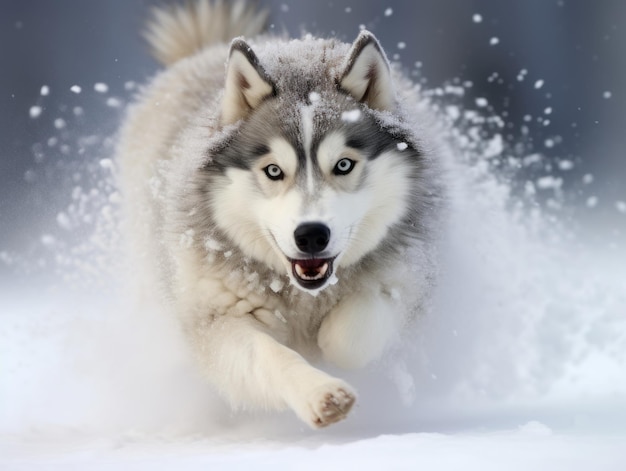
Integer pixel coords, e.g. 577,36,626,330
294,259,329,280
297,259,326,270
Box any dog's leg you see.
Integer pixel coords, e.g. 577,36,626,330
318,291,400,369
191,314,356,428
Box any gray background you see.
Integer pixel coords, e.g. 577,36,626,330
1,0,625,259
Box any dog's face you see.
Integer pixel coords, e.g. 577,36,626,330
209,32,417,294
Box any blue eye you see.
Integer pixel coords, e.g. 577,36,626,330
333,158,356,175
264,164,284,181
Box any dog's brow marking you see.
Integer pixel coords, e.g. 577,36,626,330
301,104,315,193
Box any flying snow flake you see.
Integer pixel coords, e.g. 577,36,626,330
536,176,563,190
558,160,574,170
484,134,503,159
582,173,594,185
204,237,223,252
270,278,284,293
56,212,72,230
29,106,42,119
40,234,57,247
544,107,553,115
616,201,626,214
280,4,289,12
308,91,320,103
489,37,500,46
397,42,406,50
472,13,483,23
40,85,50,96
544,138,555,148
534,79,545,89
99,158,114,170
54,118,66,129
345,7,352,13
475,97,488,108
341,109,361,122
603,91,612,99
106,97,122,108
384,8,393,16
586,196,598,208
94,82,109,93
517,69,528,82
70,85,82,94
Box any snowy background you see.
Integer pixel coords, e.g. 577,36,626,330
1,0,626,469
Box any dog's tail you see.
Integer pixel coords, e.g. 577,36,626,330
144,0,269,66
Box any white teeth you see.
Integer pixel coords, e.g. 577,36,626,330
295,262,329,280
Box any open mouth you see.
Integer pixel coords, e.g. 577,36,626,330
289,257,335,290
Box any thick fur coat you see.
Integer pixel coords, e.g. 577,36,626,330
117,0,443,428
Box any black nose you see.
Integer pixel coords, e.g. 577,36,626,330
294,223,330,254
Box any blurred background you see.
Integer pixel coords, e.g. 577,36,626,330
1,0,625,267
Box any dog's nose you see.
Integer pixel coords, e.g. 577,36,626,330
294,223,330,254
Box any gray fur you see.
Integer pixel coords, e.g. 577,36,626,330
117,6,444,428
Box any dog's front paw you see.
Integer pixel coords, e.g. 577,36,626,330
307,382,356,428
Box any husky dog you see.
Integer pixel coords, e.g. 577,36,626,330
117,0,442,428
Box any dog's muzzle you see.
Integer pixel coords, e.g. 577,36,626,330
290,223,336,290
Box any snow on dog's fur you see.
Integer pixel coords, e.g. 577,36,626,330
117,0,444,428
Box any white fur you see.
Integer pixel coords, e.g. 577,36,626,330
221,48,274,125
319,289,402,369
340,32,395,111
145,0,268,66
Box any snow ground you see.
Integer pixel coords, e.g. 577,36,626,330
2,428,625,470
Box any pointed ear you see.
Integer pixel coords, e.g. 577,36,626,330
339,31,394,112
221,38,276,126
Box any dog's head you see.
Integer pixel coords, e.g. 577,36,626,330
208,31,422,294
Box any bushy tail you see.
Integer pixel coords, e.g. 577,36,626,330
144,0,269,66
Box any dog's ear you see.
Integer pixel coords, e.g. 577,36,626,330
221,38,275,126
339,31,394,112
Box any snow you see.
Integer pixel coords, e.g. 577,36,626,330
1,430,624,470
94,82,109,93
341,109,361,122
472,14,483,24
29,105,42,118
475,97,488,107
